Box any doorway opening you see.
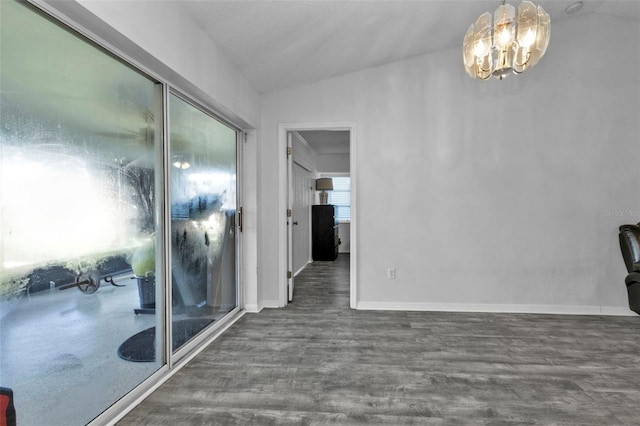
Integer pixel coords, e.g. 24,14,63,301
278,123,357,308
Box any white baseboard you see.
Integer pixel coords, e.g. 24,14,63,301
356,301,636,317
245,299,282,312
261,299,281,309
598,306,635,316
243,303,262,313
294,261,310,277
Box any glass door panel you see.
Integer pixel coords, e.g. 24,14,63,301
169,93,238,353
0,1,164,424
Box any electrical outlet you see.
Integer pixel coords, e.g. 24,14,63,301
387,268,396,279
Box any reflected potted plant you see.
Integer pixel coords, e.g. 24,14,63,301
130,239,155,313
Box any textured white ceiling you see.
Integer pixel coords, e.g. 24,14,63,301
179,0,639,94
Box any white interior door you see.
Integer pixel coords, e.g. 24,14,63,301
292,162,312,273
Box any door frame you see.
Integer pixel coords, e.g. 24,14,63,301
277,122,357,308
286,132,294,302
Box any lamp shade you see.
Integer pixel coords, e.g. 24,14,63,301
316,178,333,191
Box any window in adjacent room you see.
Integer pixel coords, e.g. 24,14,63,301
325,175,350,221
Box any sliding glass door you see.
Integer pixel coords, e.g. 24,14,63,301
0,1,241,424
169,93,238,354
0,1,164,425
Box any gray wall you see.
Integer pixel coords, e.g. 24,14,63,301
260,12,640,313
68,0,640,314
317,153,350,173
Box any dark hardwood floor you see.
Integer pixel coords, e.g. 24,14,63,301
118,254,640,425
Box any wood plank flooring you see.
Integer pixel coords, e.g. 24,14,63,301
118,254,640,425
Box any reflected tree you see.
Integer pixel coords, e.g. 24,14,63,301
120,165,155,233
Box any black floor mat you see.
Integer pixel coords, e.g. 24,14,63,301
117,318,214,362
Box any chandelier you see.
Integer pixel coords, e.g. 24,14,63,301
463,1,550,80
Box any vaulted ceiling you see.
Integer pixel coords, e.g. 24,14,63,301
179,0,640,94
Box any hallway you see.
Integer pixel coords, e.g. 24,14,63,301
119,255,640,425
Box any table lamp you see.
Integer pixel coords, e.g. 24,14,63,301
315,178,333,205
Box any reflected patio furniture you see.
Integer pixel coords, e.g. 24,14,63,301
171,209,235,317
57,255,133,294
58,269,130,294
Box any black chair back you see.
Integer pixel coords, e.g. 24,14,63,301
619,224,640,273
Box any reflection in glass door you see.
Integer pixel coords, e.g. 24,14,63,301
0,1,164,425
169,93,238,353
